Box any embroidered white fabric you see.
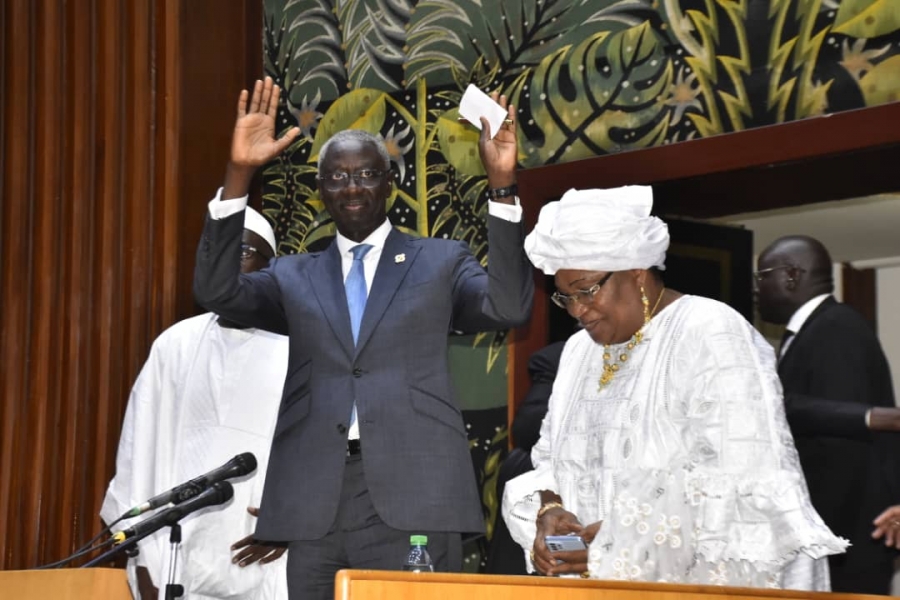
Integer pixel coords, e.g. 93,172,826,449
100,313,290,600
502,296,846,590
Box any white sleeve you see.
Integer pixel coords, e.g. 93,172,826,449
676,304,845,568
99,331,180,596
487,196,522,222
207,187,249,219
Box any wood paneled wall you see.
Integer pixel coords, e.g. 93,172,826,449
0,0,261,570
842,264,877,331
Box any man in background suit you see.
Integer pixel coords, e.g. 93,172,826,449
756,234,899,594
193,77,533,599
485,340,564,575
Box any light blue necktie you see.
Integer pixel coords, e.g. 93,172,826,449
346,244,372,345
346,244,372,435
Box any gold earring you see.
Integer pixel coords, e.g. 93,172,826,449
640,286,650,325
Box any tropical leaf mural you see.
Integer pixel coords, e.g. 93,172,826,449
767,0,900,121
260,0,900,570
337,0,411,90
833,0,900,39
629,0,751,138
511,23,674,166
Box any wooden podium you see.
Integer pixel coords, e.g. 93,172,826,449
0,568,131,599
335,570,886,600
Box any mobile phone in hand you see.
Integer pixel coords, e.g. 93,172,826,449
545,534,587,553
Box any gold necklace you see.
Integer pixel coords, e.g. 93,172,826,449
599,286,665,389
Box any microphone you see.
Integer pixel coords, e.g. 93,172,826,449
112,481,234,543
123,452,256,517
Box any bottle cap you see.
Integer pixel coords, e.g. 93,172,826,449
410,535,428,545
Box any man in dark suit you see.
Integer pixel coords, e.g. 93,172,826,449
485,340,564,575
193,78,533,599
756,234,899,594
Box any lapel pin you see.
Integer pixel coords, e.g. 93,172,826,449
394,253,406,263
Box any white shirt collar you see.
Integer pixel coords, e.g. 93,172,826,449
335,218,392,256
786,294,831,334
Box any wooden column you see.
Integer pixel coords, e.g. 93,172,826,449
842,264,877,331
0,0,261,569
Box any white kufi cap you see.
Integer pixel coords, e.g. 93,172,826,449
244,206,278,256
524,186,668,275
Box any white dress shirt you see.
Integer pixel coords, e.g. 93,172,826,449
781,294,830,358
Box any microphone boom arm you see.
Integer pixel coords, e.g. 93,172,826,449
84,481,235,568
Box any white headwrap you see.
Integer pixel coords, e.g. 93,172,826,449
524,186,669,275
244,206,278,256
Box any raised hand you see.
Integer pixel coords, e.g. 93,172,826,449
223,77,301,199
477,92,518,192
232,77,300,167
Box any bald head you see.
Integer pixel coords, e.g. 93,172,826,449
767,236,832,280
756,235,834,324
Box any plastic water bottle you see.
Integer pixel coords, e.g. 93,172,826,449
401,534,434,572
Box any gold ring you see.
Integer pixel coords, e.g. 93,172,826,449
503,118,514,125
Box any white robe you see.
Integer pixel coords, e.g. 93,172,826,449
100,313,289,600
503,296,846,590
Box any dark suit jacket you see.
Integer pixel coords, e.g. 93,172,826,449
487,340,563,575
778,296,899,587
511,341,565,452
194,211,533,541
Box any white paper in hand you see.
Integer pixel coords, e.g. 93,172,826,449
459,84,508,139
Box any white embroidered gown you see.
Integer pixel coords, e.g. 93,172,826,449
503,295,845,589
101,313,290,600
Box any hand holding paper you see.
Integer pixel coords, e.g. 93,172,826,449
472,88,518,198
459,84,510,140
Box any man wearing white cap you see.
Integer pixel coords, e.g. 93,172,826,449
101,207,289,600
502,187,846,590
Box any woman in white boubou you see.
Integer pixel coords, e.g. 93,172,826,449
502,187,845,590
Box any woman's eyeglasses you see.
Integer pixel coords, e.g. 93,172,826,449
551,272,614,309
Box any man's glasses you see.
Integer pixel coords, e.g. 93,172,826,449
316,168,387,192
551,272,614,309
753,264,801,283
240,244,270,261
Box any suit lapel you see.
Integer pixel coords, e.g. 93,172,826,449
354,229,419,354
778,296,836,371
310,242,356,357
